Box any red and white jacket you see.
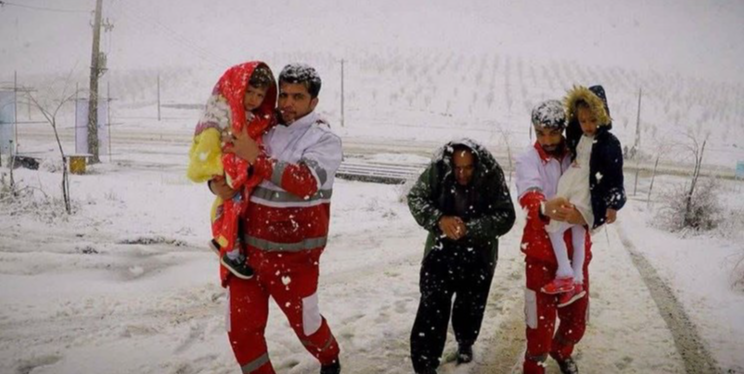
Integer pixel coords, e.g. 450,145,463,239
242,111,342,255
515,142,591,265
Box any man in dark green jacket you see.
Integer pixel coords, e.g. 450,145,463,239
408,139,516,374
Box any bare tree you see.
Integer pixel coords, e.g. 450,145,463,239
22,78,80,214
646,153,661,207
652,130,721,233
682,131,710,227
646,134,676,207
1,140,17,198
491,124,514,183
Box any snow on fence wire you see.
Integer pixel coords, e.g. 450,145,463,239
335,160,425,184
336,157,740,187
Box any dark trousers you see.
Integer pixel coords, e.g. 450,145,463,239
410,244,496,373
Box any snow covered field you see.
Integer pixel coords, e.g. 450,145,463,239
2,0,743,169
1,0,742,373
0,150,742,373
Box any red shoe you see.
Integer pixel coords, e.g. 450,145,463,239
541,277,574,295
558,284,586,308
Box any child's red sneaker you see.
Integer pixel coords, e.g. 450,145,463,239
558,283,586,308
541,277,574,295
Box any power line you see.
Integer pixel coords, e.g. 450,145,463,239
0,1,89,14
116,9,222,68
114,1,229,68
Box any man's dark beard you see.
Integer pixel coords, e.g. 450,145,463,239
542,142,565,157
541,144,557,153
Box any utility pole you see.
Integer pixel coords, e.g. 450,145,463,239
340,59,345,127
87,0,103,163
74,82,79,152
107,81,112,162
634,87,642,152
13,71,17,154
157,73,161,121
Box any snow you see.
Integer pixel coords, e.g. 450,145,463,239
0,0,742,373
282,276,292,286
279,64,321,88
531,100,565,129
363,153,430,165
1,155,742,373
620,188,744,372
2,1,742,169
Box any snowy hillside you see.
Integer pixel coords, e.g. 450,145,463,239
1,0,742,168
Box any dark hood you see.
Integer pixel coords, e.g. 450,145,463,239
432,138,498,188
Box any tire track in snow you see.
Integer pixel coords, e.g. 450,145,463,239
468,285,525,374
615,223,720,374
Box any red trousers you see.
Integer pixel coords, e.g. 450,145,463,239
226,247,340,373
523,259,589,374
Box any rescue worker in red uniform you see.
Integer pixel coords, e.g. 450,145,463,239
210,63,342,374
515,100,590,374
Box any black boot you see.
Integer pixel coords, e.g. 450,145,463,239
220,251,254,280
320,360,340,374
208,239,221,256
456,344,473,364
557,356,579,374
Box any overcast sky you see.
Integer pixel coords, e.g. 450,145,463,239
0,0,742,83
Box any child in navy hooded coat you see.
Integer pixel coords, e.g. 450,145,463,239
541,85,626,308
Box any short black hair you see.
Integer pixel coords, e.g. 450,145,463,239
279,63,322,98
452,144,473,157
451,144,477,167
248,66,274,89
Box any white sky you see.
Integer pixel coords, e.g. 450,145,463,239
0,0,742,83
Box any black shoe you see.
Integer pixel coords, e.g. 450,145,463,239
320,360,340,374
220,252,254,280
456,344,473,364
557,356,579,374
208,239,221,256
416,369,437,374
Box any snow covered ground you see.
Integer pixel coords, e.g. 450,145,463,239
0,139,742,373
619,178,744,373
